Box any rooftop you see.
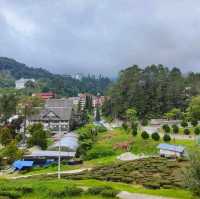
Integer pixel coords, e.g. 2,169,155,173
157,143,185,153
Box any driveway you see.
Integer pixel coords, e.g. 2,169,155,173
118,191,173,199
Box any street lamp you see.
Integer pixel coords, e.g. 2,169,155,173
58,121,61,179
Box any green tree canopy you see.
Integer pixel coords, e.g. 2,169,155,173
0,127,12,146
187,96,200,121
27,123,48,150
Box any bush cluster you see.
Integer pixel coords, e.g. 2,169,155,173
87,186,119,198
151,132,160,141
141,131,149,139
184,128,190,135
49,186,83,198
85,145,115,160
163,134,171,142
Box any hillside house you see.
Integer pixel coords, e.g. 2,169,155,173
27,99,80,133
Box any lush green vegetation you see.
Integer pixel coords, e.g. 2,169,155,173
75,180,194,199
0,178,194,199
86,128,195,158
0,57,111,96
65,157,187,189
185,149,200,198
102,65,200,119
0,178,119,199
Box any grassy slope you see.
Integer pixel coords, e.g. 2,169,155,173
12,129,196,199
23,128,196,175
0,178,194,199
92,128,196,156
75,179,193,199
0,178,111,199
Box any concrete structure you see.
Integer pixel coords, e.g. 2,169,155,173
157,143,185,158
150,119,181,127
78,93,106,110
15,78,35,89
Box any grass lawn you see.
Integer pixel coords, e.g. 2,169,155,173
0,178,194,199
20,128,196,176
22,164,82,175
0,178,113,199
91,128,196,156
75,179,194,199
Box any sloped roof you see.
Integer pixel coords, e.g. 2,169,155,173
28,108,73,121
24,150,75,158
157,143,185,153
28,98,74,121
45,98,73,108
12,160,34,170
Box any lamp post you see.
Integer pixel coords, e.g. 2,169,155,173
58,121,61,179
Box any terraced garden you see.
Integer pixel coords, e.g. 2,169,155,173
64,157,188,189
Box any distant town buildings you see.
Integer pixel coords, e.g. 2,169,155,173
15,78,35,89
32,92,56,100
78,93,106,110
63,73,83,80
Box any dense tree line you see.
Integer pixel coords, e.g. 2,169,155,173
103,64,200,119
0,57,111,96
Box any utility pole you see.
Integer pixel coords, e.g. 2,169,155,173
58,121,61,179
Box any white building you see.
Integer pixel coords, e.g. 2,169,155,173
15,78,35,89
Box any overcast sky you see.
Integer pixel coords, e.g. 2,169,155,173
0,1,200,76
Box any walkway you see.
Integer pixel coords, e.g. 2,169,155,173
118,191,173,199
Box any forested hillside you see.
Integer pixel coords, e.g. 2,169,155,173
0,57,111,96
103,64,200,119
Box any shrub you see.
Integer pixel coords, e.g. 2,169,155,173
96,126,107,133
191,119,198,127
49,186,83,198
185,149,200,197
172,124,179,134
141,131,149,139
65,186,83,196
0,190,22,199
162,124,170,133
131,129,137,136
194,127,200,135
184,128,190,135
131,123,138,137
88,186,119,198
163,134,171,142
48,189,65,198
15,186,33,194
101,189,119,197
85,146,115,160
122,122,128,131
181,121,188,128
151,132,160,141
144,182,160,189
141,119,148,126
88,186,110,195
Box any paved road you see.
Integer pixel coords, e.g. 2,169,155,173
118,191,173,199
142,126,196,140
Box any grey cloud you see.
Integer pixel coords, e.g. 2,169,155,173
0,0,200,76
